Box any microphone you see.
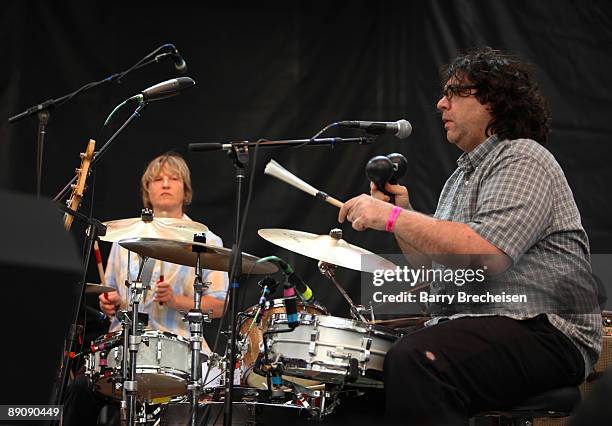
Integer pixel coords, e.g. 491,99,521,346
169,46,188,74
258,256,315,303
337,119,412,139
283,277,299,329
104,77,196,126
134,77,195,103
88,333,122,355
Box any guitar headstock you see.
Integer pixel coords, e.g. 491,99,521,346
64,139,96,230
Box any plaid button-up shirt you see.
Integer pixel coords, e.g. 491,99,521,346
428,135,602,376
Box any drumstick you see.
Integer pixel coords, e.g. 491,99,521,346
264,159,344,208
158,261,165,306
93,240,106,283
94,240,114,303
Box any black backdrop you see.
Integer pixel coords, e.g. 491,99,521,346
2,0,612,322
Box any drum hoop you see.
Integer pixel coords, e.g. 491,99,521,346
269,314,398,340
135,367,190,380
243,299,330,315
93,329,189,344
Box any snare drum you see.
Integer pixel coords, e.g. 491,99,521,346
266,314,398,388
238,298,328,388
85,330,192,401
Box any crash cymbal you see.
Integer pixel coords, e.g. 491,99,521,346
85,283,117,294
99,217,208,243
257,228,397,273
118,237,278,275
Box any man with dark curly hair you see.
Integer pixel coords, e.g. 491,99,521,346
339,47,601,424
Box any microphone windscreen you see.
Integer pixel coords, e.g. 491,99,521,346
396,119,412,139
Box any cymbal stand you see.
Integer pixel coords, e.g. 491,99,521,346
317,261,371,322
121,254,149,426
184,246,211,426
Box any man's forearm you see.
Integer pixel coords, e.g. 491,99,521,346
393,209,510,273
395,232,432,269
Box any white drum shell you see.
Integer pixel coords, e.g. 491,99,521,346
86,330,191,400
266,315,397,387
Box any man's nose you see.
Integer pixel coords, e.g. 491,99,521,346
437,96,449,111
162,177,170,187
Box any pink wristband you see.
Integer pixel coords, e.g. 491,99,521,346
385,206,402,232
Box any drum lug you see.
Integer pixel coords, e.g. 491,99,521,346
309,329,319,355
360,337,372,362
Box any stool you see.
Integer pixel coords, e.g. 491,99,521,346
473,386,580,426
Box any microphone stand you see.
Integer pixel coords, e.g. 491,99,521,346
8,45,176,198
222,145,249,426
54,102,147,202
51,102,148,411
188,136,376,152
188,134,377,425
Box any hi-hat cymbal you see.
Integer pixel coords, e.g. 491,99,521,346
257,228,397,273
119,237,278,275
85,283,117,294
99,217,208,243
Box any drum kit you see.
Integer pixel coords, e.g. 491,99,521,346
78,211,406,425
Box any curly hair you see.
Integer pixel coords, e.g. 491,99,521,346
441,47,551,145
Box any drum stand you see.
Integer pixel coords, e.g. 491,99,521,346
318,261,373,322
184,245,211,426
120,254,151,426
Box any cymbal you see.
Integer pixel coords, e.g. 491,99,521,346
118,237,278,275
257,228,397,273
85,283,117,294
99,217,208,243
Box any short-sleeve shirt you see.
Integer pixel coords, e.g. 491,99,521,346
104,216,228,353
428,135,602,376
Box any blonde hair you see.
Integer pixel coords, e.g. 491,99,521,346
141,152,193,208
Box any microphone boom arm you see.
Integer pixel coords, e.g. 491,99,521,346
188,136,376,153
9,44,176,124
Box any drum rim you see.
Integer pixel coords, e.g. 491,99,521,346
269,314,399,339
93,329,191,343
242,299,329,315
278,364,384,388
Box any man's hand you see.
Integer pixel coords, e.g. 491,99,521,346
155,280,175,306
338,194,394,231
98,290,121,317
370,182,411,209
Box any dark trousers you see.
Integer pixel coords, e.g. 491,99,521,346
383,315,585,426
